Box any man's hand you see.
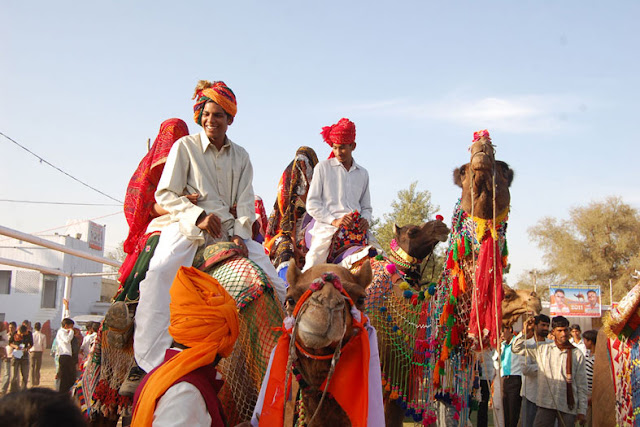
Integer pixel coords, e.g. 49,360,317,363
359,218,369,233
576,413,586,425
231,235,248,257
524,316,535,338
196,213,222,238
331,214,354,229
185,193,199,205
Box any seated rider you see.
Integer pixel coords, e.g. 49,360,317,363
303,118,379,271
132,80,287,388
131,267,238,427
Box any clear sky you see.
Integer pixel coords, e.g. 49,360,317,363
2,1,639,286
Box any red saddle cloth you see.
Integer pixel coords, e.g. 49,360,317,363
327,211,368,263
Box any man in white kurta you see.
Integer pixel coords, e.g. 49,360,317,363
303,118,378,271
134,81,286,375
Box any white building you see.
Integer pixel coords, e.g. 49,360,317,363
0,221,112,326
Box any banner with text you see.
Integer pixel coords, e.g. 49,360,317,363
549,285,601,317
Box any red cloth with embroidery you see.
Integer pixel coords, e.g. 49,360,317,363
118,119,189,283
468,238,504,348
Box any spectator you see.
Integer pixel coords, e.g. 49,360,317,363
79,322,97,367
582,329,597,427
569,324,587,355
55,318,76,393
1,323,16,395
0,323,8,396
0,387,87,426
513,316,587,426
9,324,32,391
476,347,497,427
520,314,552,427
500,325,523,427
29,322,46,387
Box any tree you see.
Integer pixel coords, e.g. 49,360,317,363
528,196,640,304
372,181,444,283
105,240,126,274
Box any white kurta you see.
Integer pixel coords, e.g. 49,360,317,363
152,382,212,427
304,158,374,270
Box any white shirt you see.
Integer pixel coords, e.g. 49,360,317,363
520,337,553,402
81,332,97,355
306,158,373,225
30,330,46,352
153,382,211,426
570,338,587,356
156,131,255,243
55,328,74,356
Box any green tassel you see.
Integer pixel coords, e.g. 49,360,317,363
465,236,472,256
447,314,455,328
446,331,452,347
449,294,456,305
439,367,445,375
502,241,509,257
453,241,459,262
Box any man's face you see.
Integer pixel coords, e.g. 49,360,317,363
571,328,581,341
555,291,565,304
332,143,356,166
584,338,594,351
9,324,16,334
554,326,570,346
588,292,598,306
535,321,550,339
501,327,513,343
201,102,233,141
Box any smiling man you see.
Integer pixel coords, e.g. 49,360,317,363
130,80,287,393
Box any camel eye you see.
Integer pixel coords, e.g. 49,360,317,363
286,297,296,307
356,296,366,306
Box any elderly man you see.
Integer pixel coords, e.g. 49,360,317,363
130,80,286,391
513,316,587,426
131,266,238,427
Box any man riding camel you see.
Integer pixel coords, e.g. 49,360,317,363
128,80,287,392
303,118,380,271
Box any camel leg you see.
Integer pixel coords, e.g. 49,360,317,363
384,398,405,427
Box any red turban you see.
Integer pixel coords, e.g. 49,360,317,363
321,118,356,158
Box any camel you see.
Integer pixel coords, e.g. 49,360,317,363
421,130,540,425
252,261,378,426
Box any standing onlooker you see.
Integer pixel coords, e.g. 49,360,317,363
9,325,32,391
569,324,587,356
80,322,97,362
29,322,46,387
513,316,587,426
582,329,597,427
476,347,497,427
55,318,76,393
0,323,8,396
1,323,16,395
520,314,552,427
500,325,523,427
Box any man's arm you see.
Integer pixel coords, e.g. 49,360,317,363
306,163,337,225
231,153,256,241
155,139,205,236
575,352,588,417
359,169,373,223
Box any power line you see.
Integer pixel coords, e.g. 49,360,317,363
0,131,123,204
0,199,122,207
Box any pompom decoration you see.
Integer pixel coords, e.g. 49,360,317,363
385,263,397,274
436,214,444,221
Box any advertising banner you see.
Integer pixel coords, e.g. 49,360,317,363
549,285,601,317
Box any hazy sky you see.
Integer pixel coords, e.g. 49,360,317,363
2,1,639,285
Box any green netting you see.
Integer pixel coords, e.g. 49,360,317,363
201,254,285,425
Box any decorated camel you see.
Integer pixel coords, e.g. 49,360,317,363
418,130,540,425
592,281,640,427
74,243,285,426
253,261,382,426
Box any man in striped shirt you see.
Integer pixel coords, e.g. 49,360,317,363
582,329,597,427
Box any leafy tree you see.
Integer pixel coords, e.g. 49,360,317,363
372,181,444,283
528,197,640,304
105,240,126,273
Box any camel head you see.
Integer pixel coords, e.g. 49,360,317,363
393,219,449,261
286,260,372,352
501,285,542,328
453,131,514,219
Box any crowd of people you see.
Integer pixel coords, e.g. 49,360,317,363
476,315,598,427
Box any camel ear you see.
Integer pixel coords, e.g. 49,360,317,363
497,161,514,187
286,258,301,287
393,223,400,236
453,165,465,188
354,260,372,289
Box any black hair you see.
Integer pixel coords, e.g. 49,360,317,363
61,318,74,328
534,314,550,324
18,325,27,334
583,329,597,344
551,316,569,329
34,322,41,331
570,324,581,332
0,387,88,427
554,289,565,294
587,290,597,295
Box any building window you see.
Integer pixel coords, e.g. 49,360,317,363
0,271,10,294
41,275,58,309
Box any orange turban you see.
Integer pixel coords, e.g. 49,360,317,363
131,267,239,427
321,118,356,158
193,81,237,125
